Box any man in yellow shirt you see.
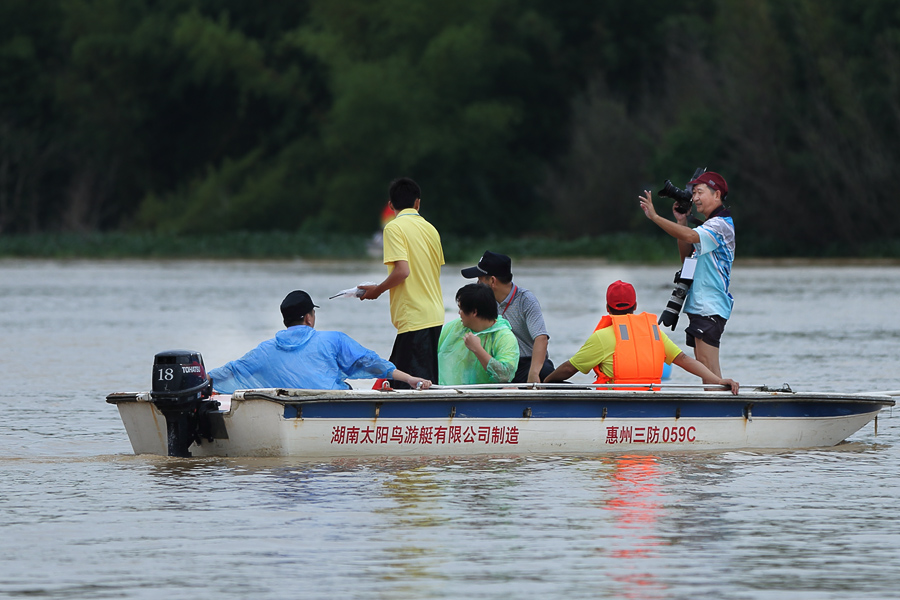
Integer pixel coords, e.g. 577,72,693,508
544,281,739,393
360,178,445,387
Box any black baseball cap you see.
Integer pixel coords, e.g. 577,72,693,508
280,290,319,324
461,251,512,279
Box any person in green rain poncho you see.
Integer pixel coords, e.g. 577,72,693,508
438,283,519,385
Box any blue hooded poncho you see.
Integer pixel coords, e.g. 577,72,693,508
208,326,396,393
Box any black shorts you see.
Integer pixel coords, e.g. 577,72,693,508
389,325,442,388
512,356,555,384
685,313,727,349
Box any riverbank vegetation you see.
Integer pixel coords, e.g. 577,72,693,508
2,1,900,257
0,232,673,263
3,232,899,263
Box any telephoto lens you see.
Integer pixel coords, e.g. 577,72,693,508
659,167,706,214
658,270,692,330
658,180,692,203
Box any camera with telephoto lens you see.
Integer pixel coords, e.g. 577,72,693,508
658,167,706,214
658,270,692,330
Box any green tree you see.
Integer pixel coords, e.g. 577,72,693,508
0,0,65,233
1,0,326,234
292,0,589,236
135,2,328,233
544,0,900,253
5,0,900,255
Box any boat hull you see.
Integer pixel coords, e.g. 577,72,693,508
106,388,894,458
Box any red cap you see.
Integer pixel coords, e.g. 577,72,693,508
606,280,636,311
688,171,728,196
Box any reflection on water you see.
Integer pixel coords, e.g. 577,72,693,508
2,259,900,599
603,455,667,599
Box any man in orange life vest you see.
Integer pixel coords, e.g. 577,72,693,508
543,281,739,394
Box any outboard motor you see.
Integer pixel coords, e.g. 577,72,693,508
150,350,218,457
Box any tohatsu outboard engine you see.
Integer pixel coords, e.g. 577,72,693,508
150,350,219,457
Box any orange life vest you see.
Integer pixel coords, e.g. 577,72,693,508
591,313,666,388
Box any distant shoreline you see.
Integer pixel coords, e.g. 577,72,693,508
736,257,900,266
1,232,899,264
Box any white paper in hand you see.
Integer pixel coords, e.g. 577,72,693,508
329,282,378,300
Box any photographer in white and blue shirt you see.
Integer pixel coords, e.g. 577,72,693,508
639,172,735,378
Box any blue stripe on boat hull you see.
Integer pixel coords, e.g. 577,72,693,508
284,399,877,420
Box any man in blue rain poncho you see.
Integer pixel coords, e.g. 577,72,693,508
208,290,433,393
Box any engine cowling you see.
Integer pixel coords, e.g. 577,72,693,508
149,350,218,457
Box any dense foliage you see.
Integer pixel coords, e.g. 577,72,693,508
2,0,899,255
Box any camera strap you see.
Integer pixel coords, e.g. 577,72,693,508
691,205,730,226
